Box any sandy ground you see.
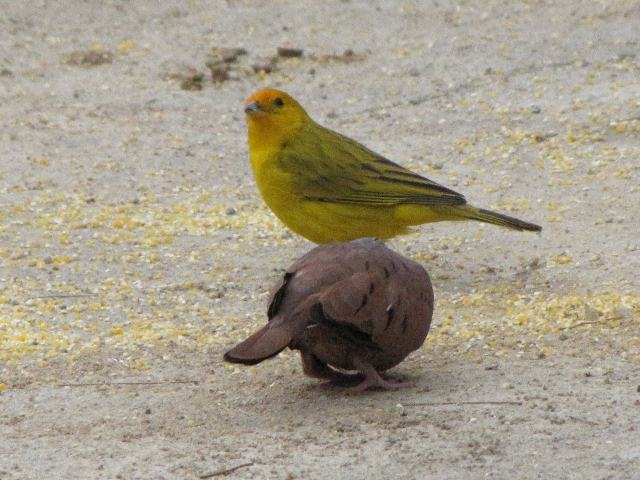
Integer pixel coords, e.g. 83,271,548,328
1,1,639,479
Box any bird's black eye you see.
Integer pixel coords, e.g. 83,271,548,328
273,97,284,107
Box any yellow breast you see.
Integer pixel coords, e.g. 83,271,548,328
249,148,412,243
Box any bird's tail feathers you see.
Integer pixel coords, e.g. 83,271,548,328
465,206,542,232
223,319,293,365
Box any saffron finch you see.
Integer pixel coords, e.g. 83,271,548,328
244,88,541,244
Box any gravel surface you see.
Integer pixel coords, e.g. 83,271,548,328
1,1,639,479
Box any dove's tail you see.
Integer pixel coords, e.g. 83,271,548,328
223,318,293,365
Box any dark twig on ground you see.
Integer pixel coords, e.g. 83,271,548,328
561,320,604,330
561,315,623,330
200,462,254,478
29,293,98,299
404,400,522,407
57,380,199,387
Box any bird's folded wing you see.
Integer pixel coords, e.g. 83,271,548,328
309,301,382,351
280,126,467,207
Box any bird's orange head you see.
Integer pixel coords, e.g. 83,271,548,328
244,89,310,148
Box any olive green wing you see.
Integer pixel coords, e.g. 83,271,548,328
279,124,467,207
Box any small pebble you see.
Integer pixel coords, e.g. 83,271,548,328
206,62,230,83
66,49,114,66
178,67,204,91
252,62,273,74
277,47,304,58
210,47,247,63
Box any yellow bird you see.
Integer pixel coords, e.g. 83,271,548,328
244,88,541,244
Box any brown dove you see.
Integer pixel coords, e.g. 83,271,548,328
224,239,434,392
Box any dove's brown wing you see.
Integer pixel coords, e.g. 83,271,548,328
316,241,433,360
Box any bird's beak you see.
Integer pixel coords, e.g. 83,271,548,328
244,101,262,115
